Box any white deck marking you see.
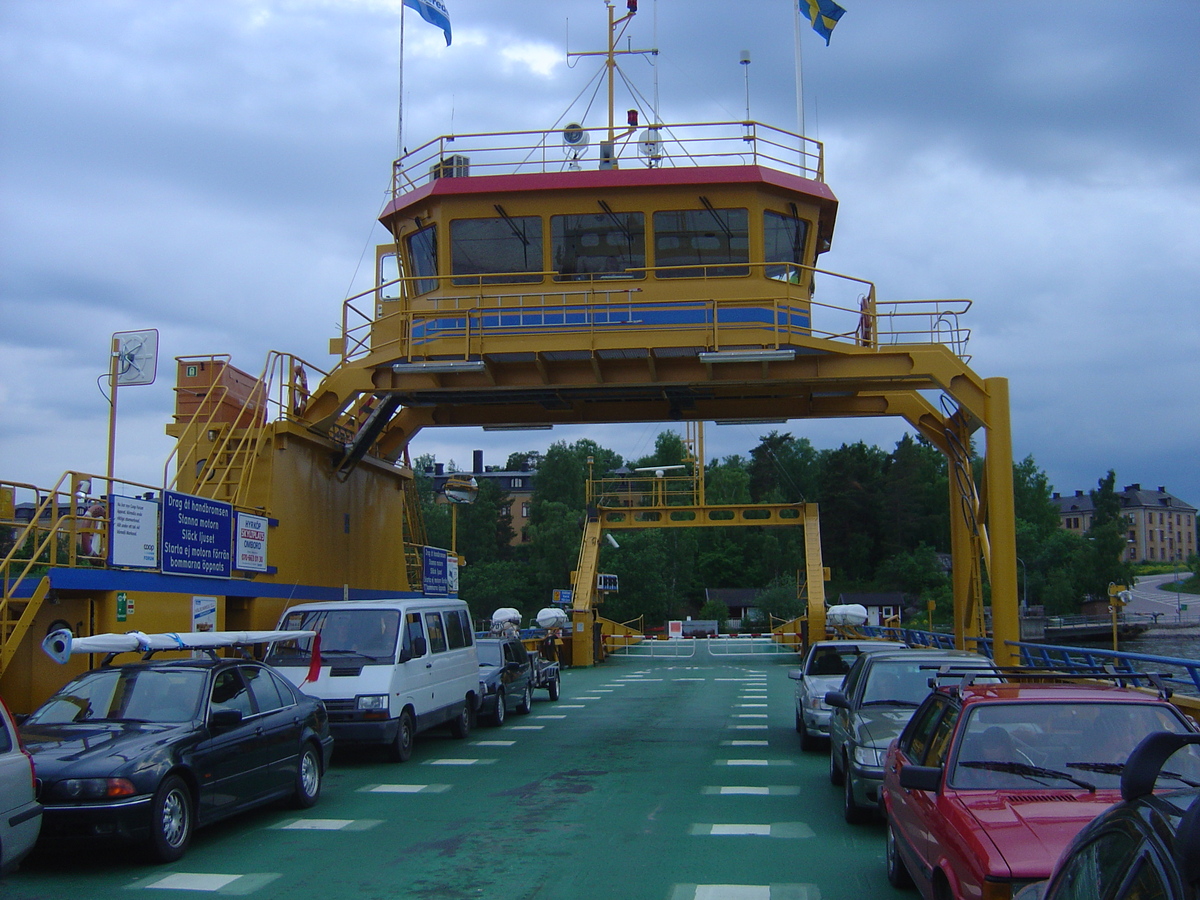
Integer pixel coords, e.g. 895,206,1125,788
362,783,451,793
691,822,815,839
730,724,768,730
736,704,768,708
725,740,768,746
535,714,567,719
715,786,769,795
718,759,794,767
508,725,544,730
143,874,243,891
704,785,802,796
555,703,588,707
278,818,358,830
423,758,496,766
670,884,819,899
471,740,516,746
734,714,768,719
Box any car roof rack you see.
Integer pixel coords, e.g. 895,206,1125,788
952,667,1174,700
41,628,315,667
1121,732,1200,801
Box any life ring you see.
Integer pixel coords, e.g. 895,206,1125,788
292,363,309,414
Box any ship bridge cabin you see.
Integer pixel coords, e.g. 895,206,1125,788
362,121,848,374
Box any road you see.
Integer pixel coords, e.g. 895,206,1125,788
4,648,902,900
1123,571,1194,623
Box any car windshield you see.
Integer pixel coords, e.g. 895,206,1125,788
806,648,856,678
951,701,1200,790
476,643,503,666
25,667,207,725
861,659,990,706
268,609,401,664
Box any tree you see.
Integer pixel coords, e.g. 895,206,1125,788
817,442,889,581
504,450,544,472
1082,470,1135,601
748,431,818,502
698,597,729,632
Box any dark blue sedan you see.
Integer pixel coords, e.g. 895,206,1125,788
20,657,333,862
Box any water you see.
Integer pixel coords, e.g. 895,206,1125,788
1120,630,1200,662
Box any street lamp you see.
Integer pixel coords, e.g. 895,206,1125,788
1016,557,1028,612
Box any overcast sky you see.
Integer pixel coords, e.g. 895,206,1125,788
2,0,1197,508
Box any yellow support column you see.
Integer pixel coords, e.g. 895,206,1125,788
984,377,1020,667
803,504,827,641
946,418,975,652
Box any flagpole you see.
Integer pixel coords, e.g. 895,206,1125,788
397,6,407,158
793,3,805,138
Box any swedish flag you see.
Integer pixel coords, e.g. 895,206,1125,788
802,0,846,45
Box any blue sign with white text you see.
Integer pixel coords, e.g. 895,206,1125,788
161,491,233,578
423,546,448,596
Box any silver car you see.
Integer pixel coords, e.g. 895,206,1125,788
789,640,907,751
825,649,996,824
1,695,41,874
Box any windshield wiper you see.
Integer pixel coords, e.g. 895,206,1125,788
862,699,921,707
958,761,1096,792
1068,761,1200,789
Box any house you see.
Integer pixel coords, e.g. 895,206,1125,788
428,450,537,545
1050,484,1197,564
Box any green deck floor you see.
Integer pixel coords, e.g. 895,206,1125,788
4,648,909,900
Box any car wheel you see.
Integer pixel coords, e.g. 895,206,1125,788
843,760,871,824
548,675,560,701
886,821,914,888
449,701,472,739
148,775,193,862
795,709,804,733
293,743,322,808
491,689,507,726
388,709,415,762
829,744,844,786
515,684,533,715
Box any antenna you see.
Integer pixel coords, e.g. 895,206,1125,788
740,50,751,122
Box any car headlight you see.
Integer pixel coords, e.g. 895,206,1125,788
853,745,885,767
356,694,388,711
807,695,827,711
50,777,137,801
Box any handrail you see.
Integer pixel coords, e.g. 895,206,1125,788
335,262,972,367
390,120,825,194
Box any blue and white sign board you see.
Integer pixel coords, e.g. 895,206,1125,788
422,546,449,596
162,491,233,578
109,494,159,569
235,512,268,572
447,555,459,595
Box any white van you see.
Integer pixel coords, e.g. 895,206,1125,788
266,598,479,762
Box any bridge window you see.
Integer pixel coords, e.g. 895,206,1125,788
451,215,543,285
551,212,645,281
406,225,439,295
764,210,810,282
653,207,749,278
378,251,401,300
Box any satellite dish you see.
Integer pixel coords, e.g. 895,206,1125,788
563,123,590,151
636,128,663,164
113,329,159,386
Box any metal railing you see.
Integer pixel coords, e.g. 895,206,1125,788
391,120,825,194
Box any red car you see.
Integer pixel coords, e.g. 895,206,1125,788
882,677,1200,900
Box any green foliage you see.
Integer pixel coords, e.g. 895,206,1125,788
752,575,802,623
1081,470,1136,600
698,597,729,631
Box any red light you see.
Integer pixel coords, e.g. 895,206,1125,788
627,109,639,127
106,778,137,798
627,0,637,11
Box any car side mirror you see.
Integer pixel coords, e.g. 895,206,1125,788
899,765,942,792
404,636,427,660
788,669,802,681
210,708,243,729
824,690,849,709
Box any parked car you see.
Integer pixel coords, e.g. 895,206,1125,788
1013,732,1200,900
476,636,560,725
21,656,333,862
0,695,41,874
826,648,996,823
789,639,907,751
882,679,1200,900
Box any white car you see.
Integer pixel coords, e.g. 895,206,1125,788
0,695,41,874
789,640,907,751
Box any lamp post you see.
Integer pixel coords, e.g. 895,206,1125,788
1016,557,1028,612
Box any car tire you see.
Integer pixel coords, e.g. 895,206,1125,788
515,684,533,715
843,760,871,824
829,744,845,785
388,709,415,762
795,709,803,733
449,701,472,739
548,675,560,701
148,774,193,863
886,821,914,888
491,689,506,726
293,743,322,808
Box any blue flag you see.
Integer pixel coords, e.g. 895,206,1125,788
802,0,846,45
403,0,452,46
